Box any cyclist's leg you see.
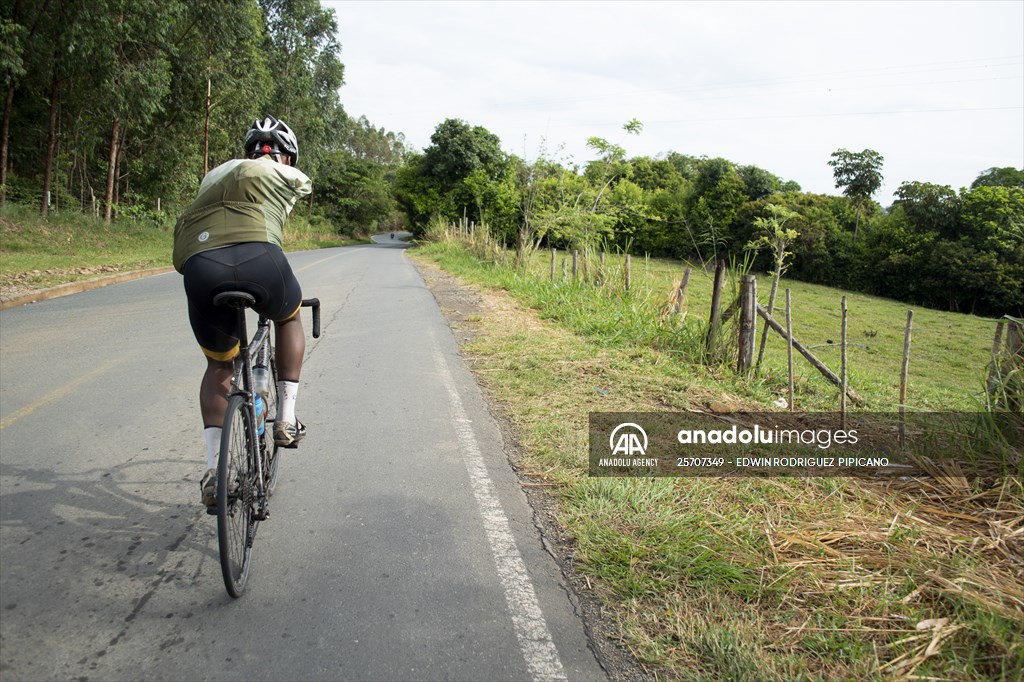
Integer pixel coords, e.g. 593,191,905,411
184,270,242,431
199,357,235,427
235,243,307,446
272,311,306,446
210,243,305,446
183,248,246,500
275,311,304,382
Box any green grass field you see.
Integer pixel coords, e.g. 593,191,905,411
425,238,1001,412
413,237,1023,681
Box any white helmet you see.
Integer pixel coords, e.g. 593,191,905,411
244,116,299,165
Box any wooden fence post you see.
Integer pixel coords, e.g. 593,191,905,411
757,303,863,404
987,320,1005,392
674,267,692,315
625,254,632,292
737,275,756,374
786,289,794,412
706,260,727,360
1001,318,1023,412
550,248,556,280
840,296,848,428
572,250,579,280
899,309,914,446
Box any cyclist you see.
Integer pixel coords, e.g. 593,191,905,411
173,115,311,508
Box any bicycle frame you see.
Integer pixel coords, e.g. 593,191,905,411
228,308,273,520
218,295,321,523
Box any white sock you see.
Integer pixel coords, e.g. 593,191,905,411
204,427,222,470
278,381,299,424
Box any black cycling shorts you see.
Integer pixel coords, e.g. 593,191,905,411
182,242,302,360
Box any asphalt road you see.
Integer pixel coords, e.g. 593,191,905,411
0,236,607,681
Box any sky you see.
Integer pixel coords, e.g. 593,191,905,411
324,0,1023,205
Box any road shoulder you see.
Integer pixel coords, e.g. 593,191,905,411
411,256,653,682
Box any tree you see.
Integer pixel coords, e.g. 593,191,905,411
96,0,176,223
315,152,397,235
0,7,29,205
259,0,345,184
959,185,1024,257
971,167,1024,189
738,164,785,201
828,148,884,236
892,181,960,239
745,203,799,372
414,118,507,227
688,157,747,261
175,1,269,176
422,118,505,191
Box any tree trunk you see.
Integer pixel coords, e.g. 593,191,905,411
203,64,211,176
114,122,127,213
2,0,26,205
103,116,120,224
1,83,14,205
40,72,59,217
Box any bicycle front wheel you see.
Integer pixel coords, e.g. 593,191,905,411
218,394,255,598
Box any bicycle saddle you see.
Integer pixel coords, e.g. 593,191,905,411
213,291,256,308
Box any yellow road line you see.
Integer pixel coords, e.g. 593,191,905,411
295,248,356,273
0,357,123,430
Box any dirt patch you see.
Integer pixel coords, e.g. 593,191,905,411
412,257,655,682
0,266,124,300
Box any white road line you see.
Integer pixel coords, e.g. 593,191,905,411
433,345,568,682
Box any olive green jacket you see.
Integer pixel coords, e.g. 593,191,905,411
173,157,312,272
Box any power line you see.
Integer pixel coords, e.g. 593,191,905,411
642,105,1024,125
500,56,1023,110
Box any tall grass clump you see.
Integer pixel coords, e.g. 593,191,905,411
421,238,721,367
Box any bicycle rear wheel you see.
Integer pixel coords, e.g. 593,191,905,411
218,394,256,598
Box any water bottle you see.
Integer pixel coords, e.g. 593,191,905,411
254,393,266,436
253,364,270,396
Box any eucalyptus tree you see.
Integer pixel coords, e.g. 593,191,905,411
0,2,30,204
95,1,179,222
173,1,270,176
11,0,101,215
258,0,345,184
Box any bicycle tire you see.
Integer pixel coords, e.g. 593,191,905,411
218,393,255,598
263,347,281,495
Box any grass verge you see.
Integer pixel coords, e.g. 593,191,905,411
0,202,359,297
412,239,1023,681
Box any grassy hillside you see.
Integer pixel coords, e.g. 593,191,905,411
419,239,1002,412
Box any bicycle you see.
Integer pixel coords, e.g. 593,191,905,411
212,291,320,598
